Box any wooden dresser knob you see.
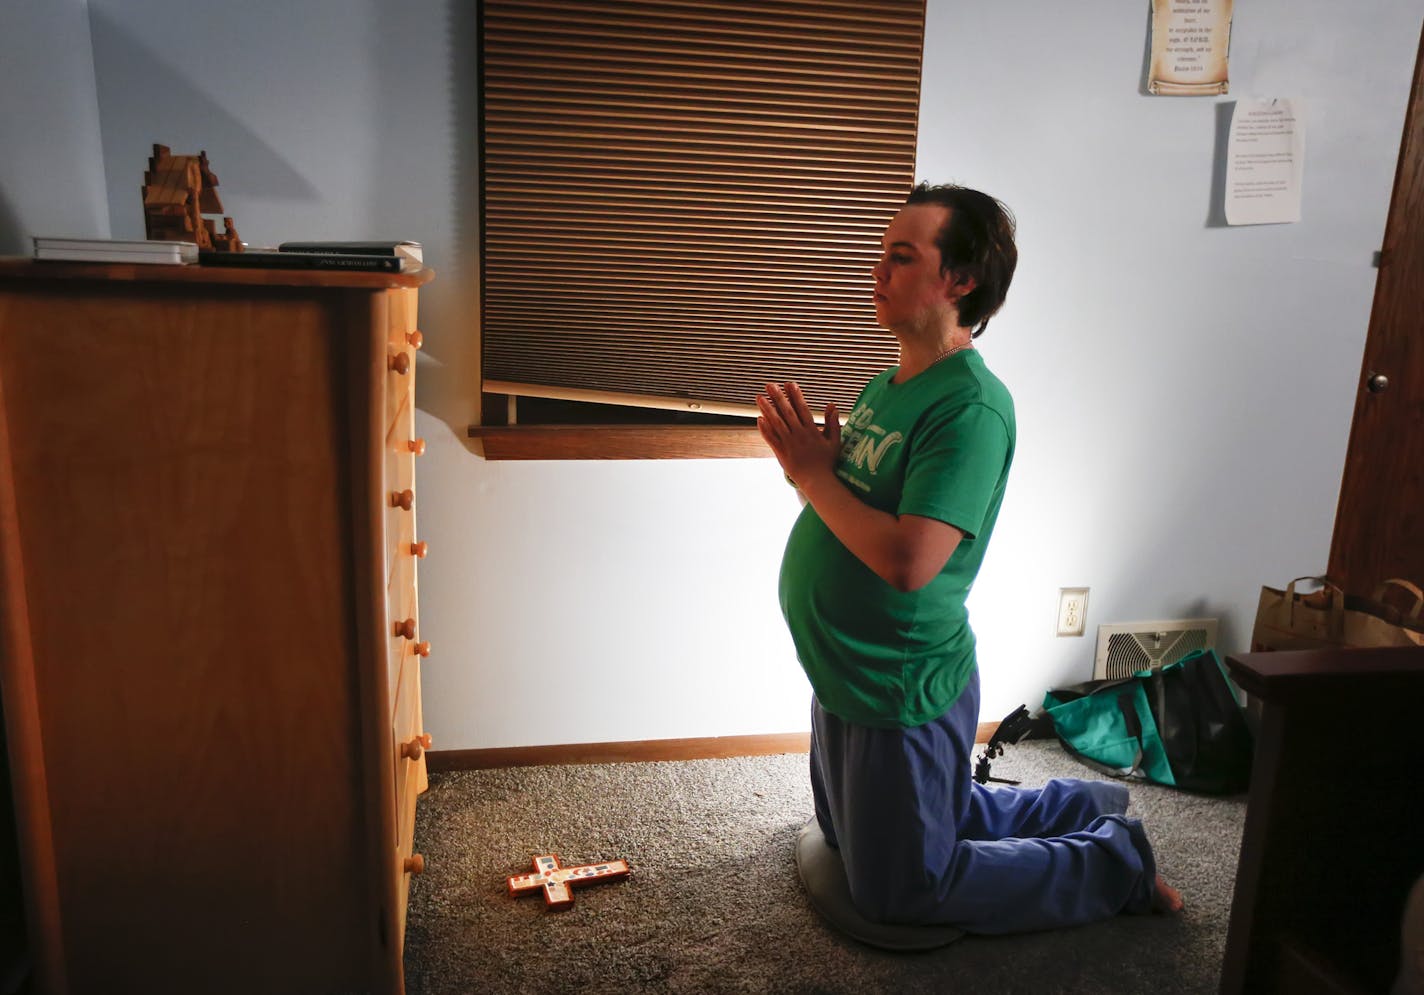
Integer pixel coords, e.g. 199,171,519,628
391,489,414,511
407,330,424,350
400,733,432,761
415,641,432,658
408,437,426,456
389,352,410,375
400,733,433,760
410,541,429,558
404,854,425,875
394,618,417,640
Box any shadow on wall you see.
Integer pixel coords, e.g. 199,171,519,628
86,7,320,235
390,0,485,447
1137,2,1155,97
0,187,22,256
447,0,480,275
1206,101,1234,228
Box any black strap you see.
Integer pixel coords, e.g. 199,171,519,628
1115,690,1146,779
1147,668,1176,757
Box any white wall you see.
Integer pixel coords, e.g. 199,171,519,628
2,1,1419,749
917,2,1422,714
0,0,109,254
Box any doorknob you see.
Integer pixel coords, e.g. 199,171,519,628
1367,373,1389,393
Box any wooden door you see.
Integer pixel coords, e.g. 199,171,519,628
1329,25,1424,596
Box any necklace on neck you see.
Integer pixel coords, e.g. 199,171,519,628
895,339,973,384
931,341,973,366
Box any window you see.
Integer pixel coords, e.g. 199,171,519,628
474,0,926,458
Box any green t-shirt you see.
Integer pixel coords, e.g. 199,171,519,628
778,349,1015,728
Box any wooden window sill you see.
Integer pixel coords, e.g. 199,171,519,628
468,424,772,460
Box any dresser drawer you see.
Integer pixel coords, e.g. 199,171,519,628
392,645,423,852
384,287,418,437
391,647,425,957
386,552,418,708
385,478,418,597
385,413,417,498
392,672,419,821
384,432,416,571
384,361,416,495
384,399,417,581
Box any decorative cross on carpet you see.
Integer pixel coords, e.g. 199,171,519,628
508,854,631,910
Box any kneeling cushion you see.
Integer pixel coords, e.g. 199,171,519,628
794,819,965,951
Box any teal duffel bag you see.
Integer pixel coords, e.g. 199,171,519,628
1041,649,1254,794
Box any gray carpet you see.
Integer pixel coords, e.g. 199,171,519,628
404,740,1247,994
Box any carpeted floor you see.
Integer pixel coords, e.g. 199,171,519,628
403,739,1247,994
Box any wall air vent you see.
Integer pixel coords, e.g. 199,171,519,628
1092,618,1219,680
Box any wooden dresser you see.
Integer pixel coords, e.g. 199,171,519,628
0,259,434,993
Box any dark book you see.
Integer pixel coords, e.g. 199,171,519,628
277,240,422,267
198,250,404,273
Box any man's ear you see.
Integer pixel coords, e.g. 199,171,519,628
943,270,977,304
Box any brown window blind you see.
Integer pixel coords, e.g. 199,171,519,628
480,0,926,420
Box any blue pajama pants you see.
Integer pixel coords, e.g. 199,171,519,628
810,668,1157,934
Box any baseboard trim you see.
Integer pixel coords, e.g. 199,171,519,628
427,723,1005,772
428,733,810,771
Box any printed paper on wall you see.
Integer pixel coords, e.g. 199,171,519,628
1149,0,1234,95
1225,98,1305,226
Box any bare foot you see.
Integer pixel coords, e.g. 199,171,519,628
1152,874,1184,914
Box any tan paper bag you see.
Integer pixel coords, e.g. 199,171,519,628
1251,576,1424,652
1346,579,1424,648
1251,576,1346,652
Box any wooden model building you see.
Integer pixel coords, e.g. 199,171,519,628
141,143,242,250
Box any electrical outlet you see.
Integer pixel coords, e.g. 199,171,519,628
1056,587,1089,637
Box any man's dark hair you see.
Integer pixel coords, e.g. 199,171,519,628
904,182,1018,337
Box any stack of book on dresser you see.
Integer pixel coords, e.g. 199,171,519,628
198,241,422,273
31,237,422,273
32,237,199,264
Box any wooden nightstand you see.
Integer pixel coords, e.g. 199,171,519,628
1221,646,1424,994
